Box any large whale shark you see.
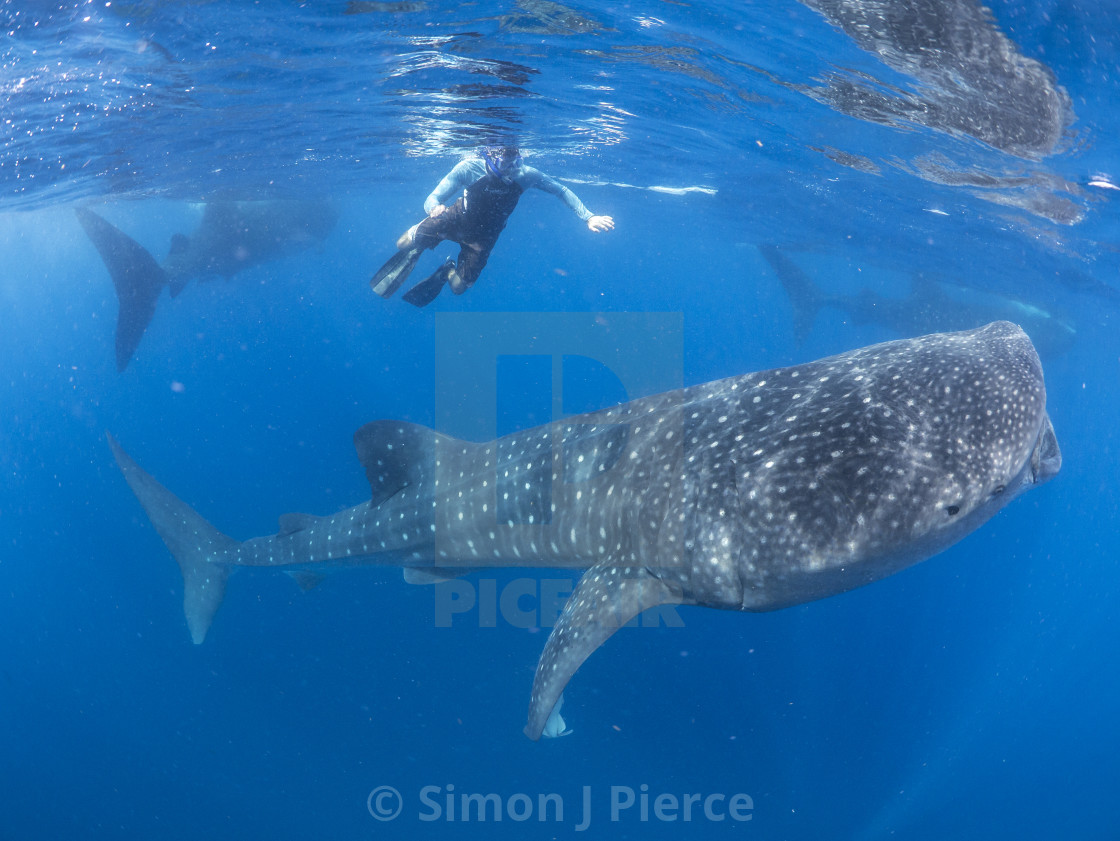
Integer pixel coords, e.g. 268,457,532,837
76,200,337,371
108,322,1060,739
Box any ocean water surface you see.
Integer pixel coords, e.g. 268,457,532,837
2,1,1117,839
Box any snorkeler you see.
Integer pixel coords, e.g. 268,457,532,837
370,146,615,307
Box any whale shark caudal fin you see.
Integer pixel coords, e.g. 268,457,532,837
106,433,238,644
524,566,683,741
75,208,169,371
757,244,821,346
166,234,192,297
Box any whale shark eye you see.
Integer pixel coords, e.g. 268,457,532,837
992,484,1005,495
945,504,960,516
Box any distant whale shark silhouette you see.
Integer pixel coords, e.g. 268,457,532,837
108,323,1060,739
76,200,337,370
759,244,1077,357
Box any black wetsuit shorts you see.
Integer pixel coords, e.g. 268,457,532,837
413,172,524,288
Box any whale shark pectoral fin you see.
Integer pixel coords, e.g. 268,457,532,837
523,566,683,741
286,571,326,592
76,208,169,371
541,693,572,738
402,567,479,585
353,420,473,508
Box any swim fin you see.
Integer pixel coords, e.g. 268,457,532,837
370,246,422,298
402,259,454,308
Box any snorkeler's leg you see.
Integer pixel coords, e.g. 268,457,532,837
396,213,444,249
449,242,488,294
373,215,447,298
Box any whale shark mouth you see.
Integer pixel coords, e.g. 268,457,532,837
1030,414,1061,486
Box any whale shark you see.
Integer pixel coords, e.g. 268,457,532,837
107,322,1060,739
76,200,337,371
759,244,1078,357
801,0,1072,159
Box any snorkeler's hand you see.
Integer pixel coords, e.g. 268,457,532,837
587,215,614,233
429,204,447,218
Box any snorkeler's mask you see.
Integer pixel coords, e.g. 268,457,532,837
484,147,522,179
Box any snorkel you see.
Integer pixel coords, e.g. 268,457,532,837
484,146,521,181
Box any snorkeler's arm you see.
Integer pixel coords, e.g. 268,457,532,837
519,167,594,221
423,160,487,215
519,166,614,232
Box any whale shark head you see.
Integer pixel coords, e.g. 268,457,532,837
723,320,1060,608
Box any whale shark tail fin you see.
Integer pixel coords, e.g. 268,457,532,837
757,244,821,345
166,234,191,297
75,208,168,371
106,433,239,644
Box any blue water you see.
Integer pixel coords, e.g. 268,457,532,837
2,1,1118,838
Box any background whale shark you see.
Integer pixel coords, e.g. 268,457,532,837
107,323,1059,740
759,244,1078,357
76,200,337,371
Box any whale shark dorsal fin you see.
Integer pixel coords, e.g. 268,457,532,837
524,565,684,741
353,421,435,507
169,232,191,255
353,421,473,508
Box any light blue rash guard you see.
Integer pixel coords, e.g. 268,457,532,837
423,158,595,222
